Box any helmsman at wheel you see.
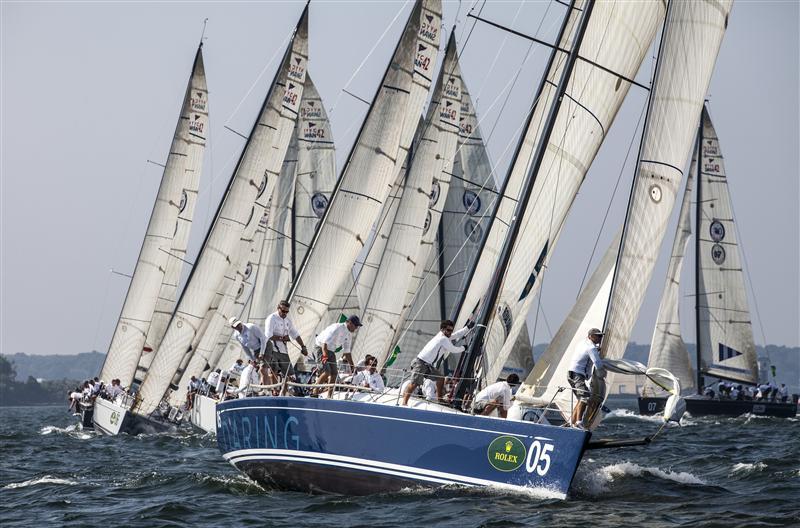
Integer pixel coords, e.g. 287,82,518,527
228,317,267,361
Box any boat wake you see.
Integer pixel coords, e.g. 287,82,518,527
604,408,696,426
576,461,706,496
39,425,94,440
391,482,565,501
3,475,79,490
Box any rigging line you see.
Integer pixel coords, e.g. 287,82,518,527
468,12,650,93
575,99,648,298
472,0,527,103
157,247,194,267
328,0,411,115
225,27,293,127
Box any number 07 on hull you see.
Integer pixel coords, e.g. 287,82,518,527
215,397,589,498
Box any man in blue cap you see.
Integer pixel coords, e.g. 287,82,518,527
312,315,362,398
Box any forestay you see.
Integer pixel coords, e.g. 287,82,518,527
101,45,208,388
286,1,432,363
135,8,309,415
643,162,695,395
352,33,459,366
455,0,666,387
601,0,734,374
696,106,757,384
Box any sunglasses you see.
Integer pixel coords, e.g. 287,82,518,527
278,308,289,314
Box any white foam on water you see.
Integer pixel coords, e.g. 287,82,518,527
3,476,79,490
604,408,689,426
580,461,706,495
39,425,94,439
395,482,565,501
730,462,767,475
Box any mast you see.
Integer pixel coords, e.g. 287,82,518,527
448,1,577,324
452,0,594,406
694,113,703,395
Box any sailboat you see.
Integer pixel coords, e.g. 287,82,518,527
91,6,310,435
213,0,735,496
638,106,797,418
87,42,208,434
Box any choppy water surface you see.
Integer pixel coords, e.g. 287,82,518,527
1,402,798,527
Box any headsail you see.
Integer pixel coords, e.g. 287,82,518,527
287,1,440,362
135,8,309,415
100,44,208,387
644,161,695,395
454,0,666,388
695,106,757,385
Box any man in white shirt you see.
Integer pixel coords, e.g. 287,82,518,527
229,317,267,361
351,356,385,392
778,383,789,403
567,328,605,428
313,315,362,398
473,374,520,418
236,359,260,398
207,369,222,394
264,300,308,380
105,379,124,400
402,319,471,406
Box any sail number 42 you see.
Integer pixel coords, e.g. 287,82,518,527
526,440,554,476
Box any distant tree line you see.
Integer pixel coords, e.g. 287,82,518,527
0,356,77,406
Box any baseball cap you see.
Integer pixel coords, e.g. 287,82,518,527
347,315,363,327
588,328,605,336
229,317,242,328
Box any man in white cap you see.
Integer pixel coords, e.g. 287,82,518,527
567,327,605,428
228,317,267,361
312,315,362,398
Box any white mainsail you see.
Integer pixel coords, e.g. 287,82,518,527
387,73,495,381
287,1,437,363
136,8,309,415
100,45,208,387
517,232,619,418
455,0,666,387
352,33,459,365
643,161,695,395
601,0,734,377
696,106,757,385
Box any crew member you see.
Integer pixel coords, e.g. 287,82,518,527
229,317,267,361
351,356,385,392
473,374,520,418
313,315,362,398
264,300,308,380
402,319,472,406
567,327,605,429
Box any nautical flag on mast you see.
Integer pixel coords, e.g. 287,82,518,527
718,343,742,362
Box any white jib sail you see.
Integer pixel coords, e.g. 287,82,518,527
286,2,428,363
352,34,459,365
101,45,208,387
516,232,619,419
644,160,695,395
136,9,309,415
458,0,666,386
390,56,485,374
696,106,758,384
601,0,733,373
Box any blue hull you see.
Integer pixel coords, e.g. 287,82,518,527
216,397,590,497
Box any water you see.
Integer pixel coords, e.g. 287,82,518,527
1,402,798,527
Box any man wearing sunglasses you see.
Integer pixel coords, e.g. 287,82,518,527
264,300,308,381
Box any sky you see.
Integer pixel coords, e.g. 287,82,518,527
2,0,798,356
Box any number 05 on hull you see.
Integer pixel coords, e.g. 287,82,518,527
215,397,589,498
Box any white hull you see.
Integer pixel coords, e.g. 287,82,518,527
190,394,218,434
92,397,128,436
